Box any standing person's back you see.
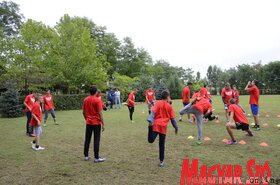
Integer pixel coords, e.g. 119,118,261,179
114,88,121,109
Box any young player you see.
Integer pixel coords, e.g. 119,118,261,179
127,88,137,123
221,83,235,120
199,85,211,102
245,80,260,130
30,93,45,151
82,86,106,162
225,98,253,145
42,90,57,127
147,91,178,167
232,84,245,113
145,86,156,115
180,97,212,145
23,91,35,137
179,82,192,122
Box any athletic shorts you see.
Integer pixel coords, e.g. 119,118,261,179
235,122,249,131
34,126,42,135
250,104,259,115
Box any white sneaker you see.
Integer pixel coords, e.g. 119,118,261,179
94,157,106,163
84,156,91,161
35,146,45,151
31,141,36,149
159,161,164,167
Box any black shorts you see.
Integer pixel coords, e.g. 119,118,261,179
183,102,190,106
235,122,249,131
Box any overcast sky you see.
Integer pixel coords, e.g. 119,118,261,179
12,0,280,77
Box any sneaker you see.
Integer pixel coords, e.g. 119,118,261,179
251,124,257,128
31,141,36,149
188,119,193,123
84,156,91,161
226,141,238,145
215,115,219,120
131,121,135,123
256,125,261,131
94,157,106,163
196,140,203,145
179,117,182,122
159,161,164,167
245,132,254,136
35,146,45,151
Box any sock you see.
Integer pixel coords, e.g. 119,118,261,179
32,140,36,144
36,145,39,148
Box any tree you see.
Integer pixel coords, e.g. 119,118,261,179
155,80,168,100
0,80,22,118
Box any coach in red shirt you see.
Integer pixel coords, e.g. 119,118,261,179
82,86,106,163
245,80,260,130
225,98,253,145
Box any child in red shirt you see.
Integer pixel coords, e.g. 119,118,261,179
82,86,106,162
127,88,137,123
226,98,253,145
30,93,45,151
145,86,156,115
42,90,57,126
147,91,178,167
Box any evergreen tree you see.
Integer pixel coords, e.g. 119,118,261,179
0,80,22,117
155,80,168,100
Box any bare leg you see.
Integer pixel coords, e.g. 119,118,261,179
253,115,260,126
226,122,237,141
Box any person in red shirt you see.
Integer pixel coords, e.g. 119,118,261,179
127,88,137,123
42,90,57,126
147,90,178,167
179,82,192,123
23,91,35,137
232,84,245,113
30,93,45,151
145,86,156,115
226,98,253,145
82,86,106,162
221,83,235,120
180,97,212,145
245,80,260,130
200,85,211,102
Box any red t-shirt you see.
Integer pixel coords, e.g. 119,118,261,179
228,104,248,124
182,86,190,103
233,90,240,103
30,102,42,126
24,94,35,112
127,92,135,107
43,94,54,110
206,90,211,100
247,85,259,105
145,89,155,102
192,92,200,99
192,98,212,114
82,96,103,125
221,89,234,105
152,101,176,135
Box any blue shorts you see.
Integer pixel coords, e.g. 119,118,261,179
34,126,42,135
250,104,259,115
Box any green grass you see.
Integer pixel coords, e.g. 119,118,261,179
0,95,279,185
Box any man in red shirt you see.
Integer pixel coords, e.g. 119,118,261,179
23,91,35,137
30,93,45,151
147,91,178,167
145,86,156,115
221,83,235,120
200,84,211,102
245,80,260,130
226,98,253,145
127,88,137,123
179,82,192,123
180,97,212,145
42,90,57,126
82,86,106,162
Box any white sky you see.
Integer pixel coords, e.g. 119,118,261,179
12,0,280,77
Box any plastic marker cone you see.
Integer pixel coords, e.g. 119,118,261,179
262,123,268,127
251,123,255,126
188,136,194,139
192,122,197,124
277,124,280,128
247,114,251,116
239,140,246,145
142,110,145,114
260,142,268,147
265,114,270,118
204,137,211,141
222,138,228,143
215,120,220,123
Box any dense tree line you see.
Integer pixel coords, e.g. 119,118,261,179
1,1,279,101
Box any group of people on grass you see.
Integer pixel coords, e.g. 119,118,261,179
23,79,260,167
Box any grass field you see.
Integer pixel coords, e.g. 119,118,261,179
0,95,279,185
